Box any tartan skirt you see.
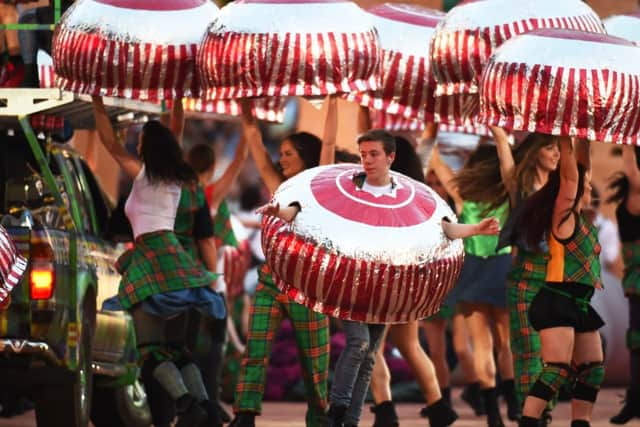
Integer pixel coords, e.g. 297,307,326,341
116,231,219,311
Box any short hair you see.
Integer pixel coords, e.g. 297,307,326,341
356,129,396,155
187,144,215,174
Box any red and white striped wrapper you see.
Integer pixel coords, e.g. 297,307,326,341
38,50,56,89
223,243,250,299
346,4,446,123
52,0,219,101
182,97,286,123
479,29,640,145
197,0,381,101
0,226,28,307
262,164,464,323
604,13,640,45
371,109,491,136
430,0,604,97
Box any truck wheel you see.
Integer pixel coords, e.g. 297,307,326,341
34,300,95,427
91,378,151,427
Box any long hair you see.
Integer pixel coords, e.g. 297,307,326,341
455,145,504,207
391,136,424,182
455,133,556,208
140,121,197,185
285,132,322,169
607,146,640,205
516,164,587,249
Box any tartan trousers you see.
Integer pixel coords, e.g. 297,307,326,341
508,276,544,407
234,281,330,426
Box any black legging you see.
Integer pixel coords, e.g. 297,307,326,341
630,295,640,387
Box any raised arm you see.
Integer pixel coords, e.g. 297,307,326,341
623,145,640,215
356,104,372,135
319,95,338,166
490,126,517,205
91,96,142,179
552,137,579,239
429,145,463,213
208,132,249,211
169,98,185,146
241,101,283,193
417,122,438,173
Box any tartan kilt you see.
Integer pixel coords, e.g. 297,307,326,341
116,230,219,310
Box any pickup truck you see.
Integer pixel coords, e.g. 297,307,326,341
0,126,151,427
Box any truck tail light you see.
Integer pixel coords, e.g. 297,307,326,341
29,241,55,300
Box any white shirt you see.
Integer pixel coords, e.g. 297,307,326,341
124,166,181,239
361,181,394,198
594,213,620,267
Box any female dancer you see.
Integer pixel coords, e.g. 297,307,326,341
92,97,225,427
608,146,640,424
432,142,519,427
490,128,560,420
516,137,604,427
230,97,337,427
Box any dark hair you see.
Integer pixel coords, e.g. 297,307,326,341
391,136,424,182
516,163,588,249
335,149,360,164
240,185,264,211
187,144,215,174
357,129,396,155
455,132,556,208
590,185,600,209
140,121,197,185
607,147,640,205
455,145,504,207
284,132,322,169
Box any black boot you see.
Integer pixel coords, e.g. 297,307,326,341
518,416,539,427
481,387,505,427
328,405,348,427
425,398,458,427
461,382,486,416
371,401,399,427
175,395,208,427
499,379,521,421
538,409,552,427
440,387,452,408
611,388,640,424
570,420,590,427
229,411,256,427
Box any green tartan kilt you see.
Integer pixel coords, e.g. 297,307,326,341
116,231,219,310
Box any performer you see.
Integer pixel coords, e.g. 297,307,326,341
368,136,460,427
515,137,604,427
491,128,560,423
92,96,225,427
432,141,520,427
258,129,499,427
229,97,337,427
607,146,640,424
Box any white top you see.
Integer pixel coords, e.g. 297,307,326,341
361,181,394,198
124,166,181,239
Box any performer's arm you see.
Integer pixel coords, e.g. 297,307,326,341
429,145,463,213
241,101,283,193
91,96,142,179
552,136,579,239
441,217,499,240
319,95,338,166
256,201,300,223
490,126,517,206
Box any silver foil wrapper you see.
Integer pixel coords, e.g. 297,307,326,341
53,0,219,101
197,0,381,101
479,29,640,145
261,164,465,324
429,0,604,99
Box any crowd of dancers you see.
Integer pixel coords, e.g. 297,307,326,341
74,92,639,427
